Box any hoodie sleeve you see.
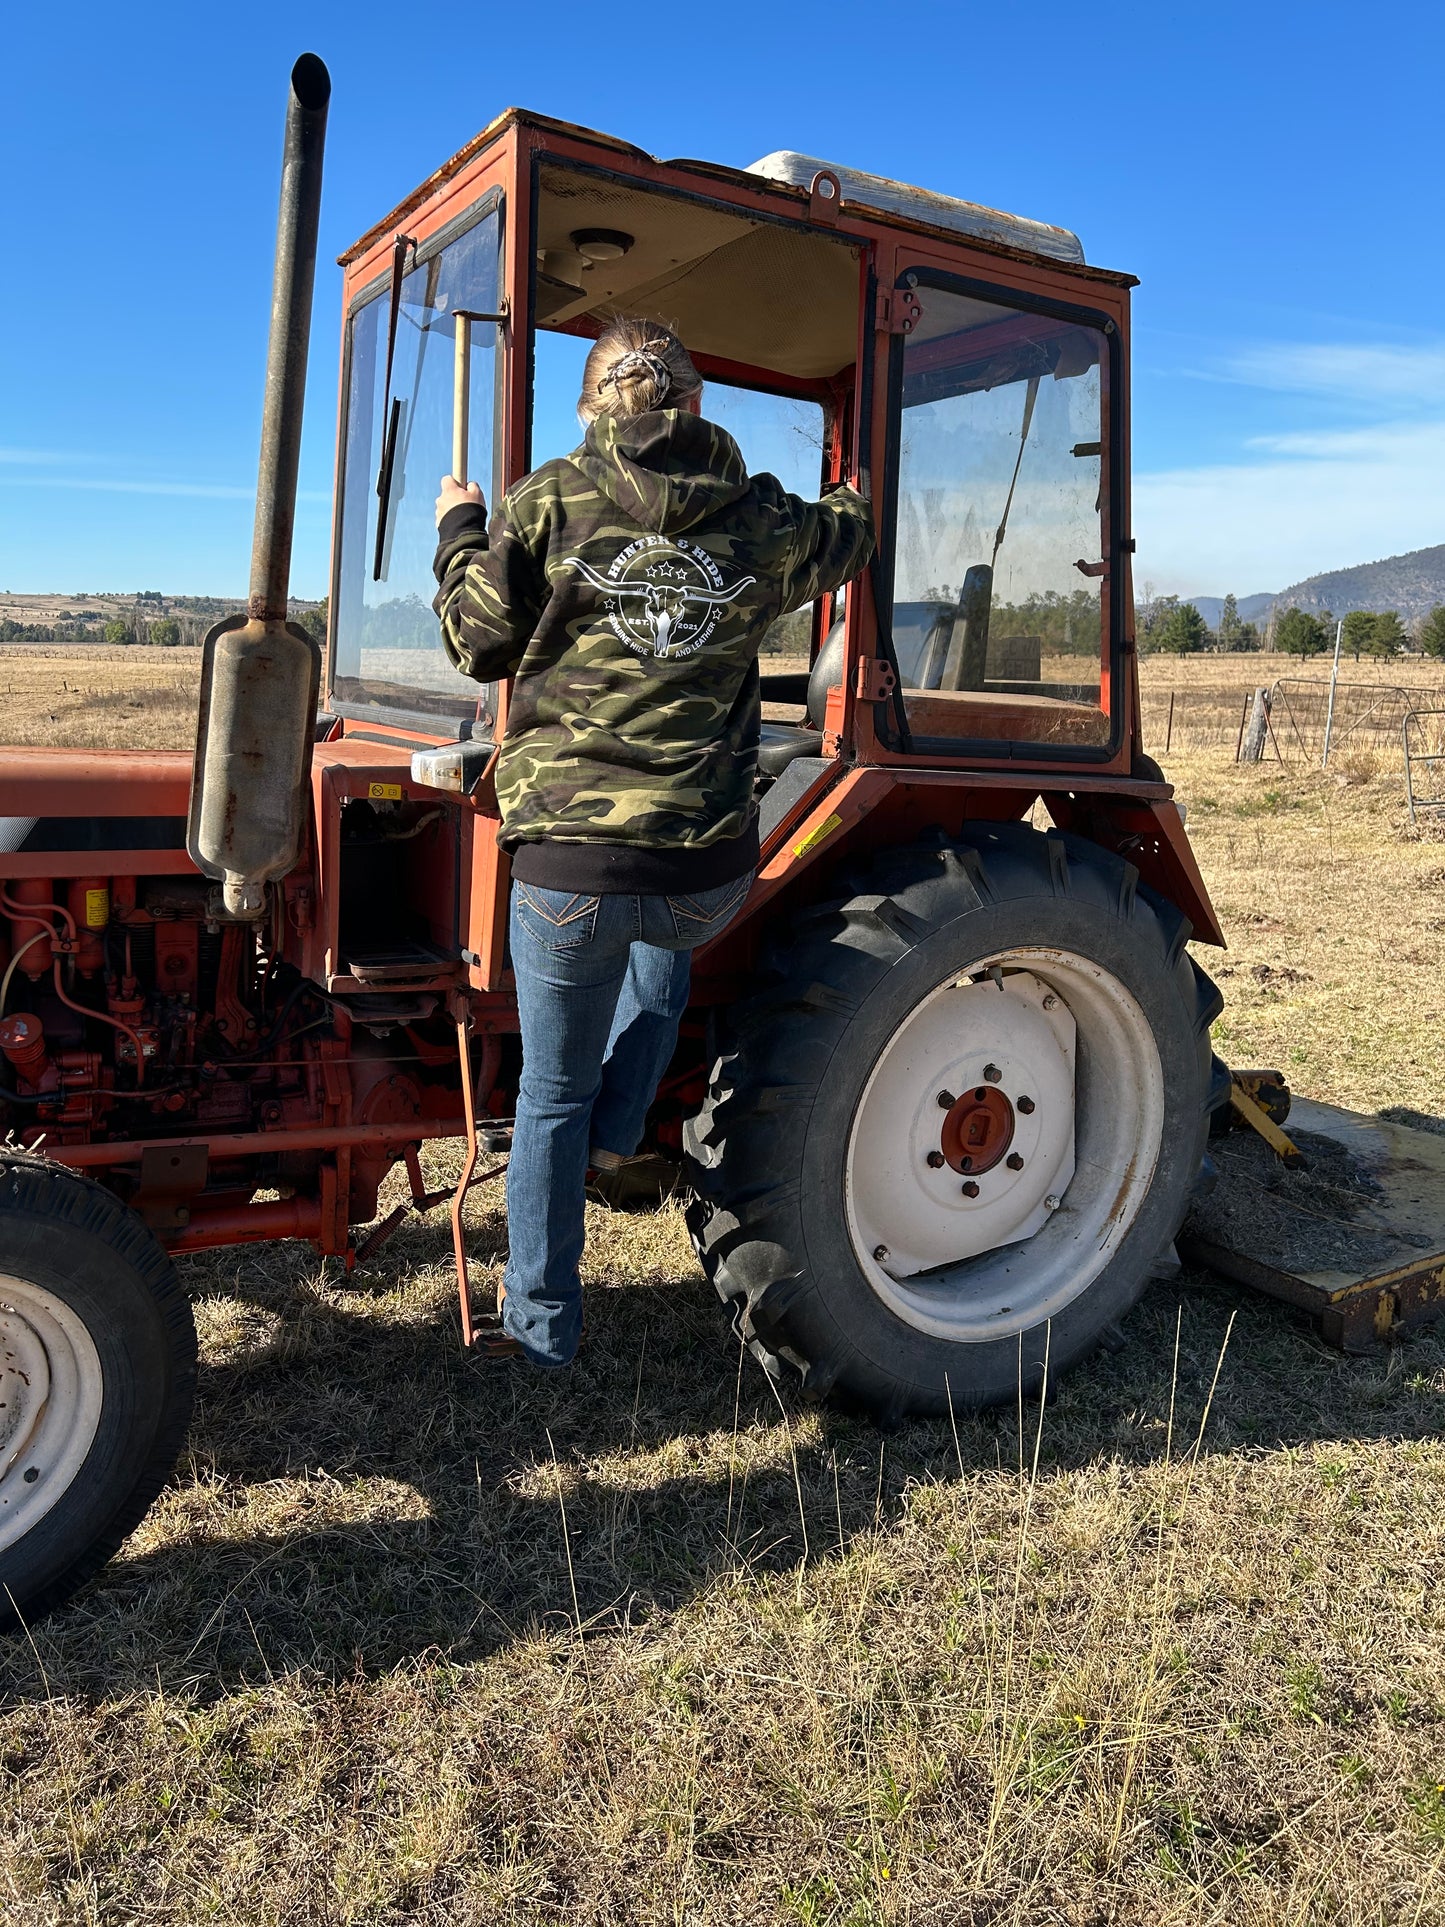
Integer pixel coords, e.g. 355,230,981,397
774,482,876,618
431,486,550,683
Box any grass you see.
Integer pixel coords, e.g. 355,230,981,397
0,645,200,751
1,650,1444,1925
1162,745,1445,1120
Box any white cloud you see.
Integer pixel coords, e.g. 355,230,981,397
0,447,76,466
0,474,328,503
1136,416,1445,595
1216,342,1445,407
1138,337,1445,594
0,473,253,500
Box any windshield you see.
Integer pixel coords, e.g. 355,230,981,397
331,197,504,730
891,280,1111,749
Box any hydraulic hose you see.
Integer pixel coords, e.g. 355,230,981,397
49,959,148,1087
0,888,76,939
0,1081,46,1106
0,932,53,1016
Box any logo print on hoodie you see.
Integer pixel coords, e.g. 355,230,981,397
565,535,756,661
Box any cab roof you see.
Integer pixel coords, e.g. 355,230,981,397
340,108,1100,277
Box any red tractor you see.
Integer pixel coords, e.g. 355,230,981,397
0,58,1227,1624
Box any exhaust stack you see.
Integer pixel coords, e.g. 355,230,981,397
188,54,331,918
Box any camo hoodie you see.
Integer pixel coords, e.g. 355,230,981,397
432,408,873,892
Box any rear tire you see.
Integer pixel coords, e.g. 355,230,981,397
0,1155,197,1629
686,824,1226,1419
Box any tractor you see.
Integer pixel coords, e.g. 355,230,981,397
0,55,1231,1626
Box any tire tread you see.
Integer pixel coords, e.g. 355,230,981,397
685,826,1224,1417
0,1152,197,1630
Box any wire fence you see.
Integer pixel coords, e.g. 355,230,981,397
1138,682,1265,753
1269,679,1444,765
1140,672,1445,771
1403,708,1445,822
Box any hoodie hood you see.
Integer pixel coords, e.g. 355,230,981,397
573,410,751,536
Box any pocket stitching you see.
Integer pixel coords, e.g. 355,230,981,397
515,885,600,929
667,876,752,925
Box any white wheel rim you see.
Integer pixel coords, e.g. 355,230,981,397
844,949,1165,1342
0,1275,104,1557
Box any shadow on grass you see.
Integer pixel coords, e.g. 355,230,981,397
5,1200,1443,1702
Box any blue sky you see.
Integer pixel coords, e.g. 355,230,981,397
3,0,1441,603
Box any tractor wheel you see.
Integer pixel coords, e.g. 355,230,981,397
685,824,1227,1419
0,1155,197,1629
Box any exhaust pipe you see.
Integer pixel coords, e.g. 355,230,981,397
188,54,331,918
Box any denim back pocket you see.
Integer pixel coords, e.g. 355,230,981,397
665,870,755,945
513,883,602,950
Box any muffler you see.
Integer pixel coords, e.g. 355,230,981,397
188,53,330,918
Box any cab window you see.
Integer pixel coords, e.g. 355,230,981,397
331,197,504,731
889,277,1112,751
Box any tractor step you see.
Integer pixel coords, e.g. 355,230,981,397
1181,1098,1445,1351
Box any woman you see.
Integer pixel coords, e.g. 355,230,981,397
433,316,873,1367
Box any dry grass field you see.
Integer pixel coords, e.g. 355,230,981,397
1136,651,1445,764
0,645,203,751
2,647,1443,1926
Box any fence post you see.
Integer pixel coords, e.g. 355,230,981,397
1241,687,1271,762
1321,619,1344,767
1165,690,1175,753
1234,693,1252,760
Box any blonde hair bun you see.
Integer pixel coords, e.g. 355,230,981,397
579,317,702,424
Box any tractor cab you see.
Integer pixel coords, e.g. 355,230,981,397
326,112,1131,788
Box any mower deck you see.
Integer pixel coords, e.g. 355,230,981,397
1183,1099,1445,1351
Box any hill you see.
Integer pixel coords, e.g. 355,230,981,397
1182,592,1277,629
1267,543,1445,624
0,590,322,649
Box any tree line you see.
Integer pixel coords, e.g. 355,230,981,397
1271,607,1424,659
0,614,196,647
1137,590,1445,660
1137,591,1259,655
0,601,328,650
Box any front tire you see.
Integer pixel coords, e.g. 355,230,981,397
686,824,1226,1419
0,1156,197,1628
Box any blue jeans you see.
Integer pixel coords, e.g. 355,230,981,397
502,871,755,1366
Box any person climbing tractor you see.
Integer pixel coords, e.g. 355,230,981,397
432,315,874,1369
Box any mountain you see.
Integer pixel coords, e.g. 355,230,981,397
1181,592,1277,629
1266,543,1445,624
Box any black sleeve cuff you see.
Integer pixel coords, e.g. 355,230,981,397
433,502,491,585
438,501,490,545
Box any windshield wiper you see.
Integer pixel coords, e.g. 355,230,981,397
372,232,415,582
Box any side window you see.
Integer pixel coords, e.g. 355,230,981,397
702,384,827,661
332,199,504,729
890,280,1111,750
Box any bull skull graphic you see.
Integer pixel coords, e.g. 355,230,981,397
565,556,757,659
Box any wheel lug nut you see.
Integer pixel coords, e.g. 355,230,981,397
983,1063,1001,1083
936,1089,956,1109
873,1244,889,1262
961,1181,980,1198
926,1150,945,1168
1044,1194,1062,1211
1006,1152,1024,1171
1017,1095,1035,1114
1042,994,1057,1010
